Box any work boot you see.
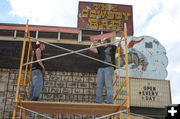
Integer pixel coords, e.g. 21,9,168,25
32,97,39,101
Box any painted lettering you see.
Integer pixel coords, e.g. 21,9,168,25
80,3,132,31
97,10,106,19
111,20,122,30
123,12,131,20
115,12,123,19
82,9,88,17
88,19,98,29
99,19,111,30
107,11,114,19
89,10,96,18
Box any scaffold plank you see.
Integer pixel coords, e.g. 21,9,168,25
14,101,125,116
90,32,116,41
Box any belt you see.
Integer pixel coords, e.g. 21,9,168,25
32,67,41,71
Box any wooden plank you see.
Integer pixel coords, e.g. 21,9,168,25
14,101,125,116
90,32,116,41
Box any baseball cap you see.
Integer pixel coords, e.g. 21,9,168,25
35,41,44,48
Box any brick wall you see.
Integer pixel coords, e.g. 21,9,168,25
41,71,97,103
0,68,16,119
0,68,109,119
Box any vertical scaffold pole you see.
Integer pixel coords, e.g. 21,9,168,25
12,21,29,119
117,41,121,119
124,23,130,119
23,23,32,119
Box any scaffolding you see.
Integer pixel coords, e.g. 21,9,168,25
12,21,130,119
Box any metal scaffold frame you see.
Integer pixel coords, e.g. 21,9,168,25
12,21,130,119
12,21,34,119
112,23,130,119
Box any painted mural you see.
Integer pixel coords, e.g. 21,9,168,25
116,36,168,79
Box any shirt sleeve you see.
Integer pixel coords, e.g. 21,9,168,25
97,46,102,55
114,45,117,52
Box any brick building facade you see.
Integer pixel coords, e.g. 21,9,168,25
0,68,101,119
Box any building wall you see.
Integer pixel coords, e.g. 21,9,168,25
0,68,100,119
0,68,169,119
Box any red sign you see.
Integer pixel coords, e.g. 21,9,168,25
78,1,133,35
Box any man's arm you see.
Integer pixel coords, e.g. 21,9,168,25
89,41,98,54
119,45,124,55
36,48,45,73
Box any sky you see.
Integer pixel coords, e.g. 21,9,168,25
0,0,180,104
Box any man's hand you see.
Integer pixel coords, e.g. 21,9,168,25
42,67,45,74
90,41,98,53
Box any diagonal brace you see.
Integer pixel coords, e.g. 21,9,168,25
23,37,119,68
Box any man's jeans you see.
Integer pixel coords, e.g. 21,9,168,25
96,67,114,104
28,69,43,101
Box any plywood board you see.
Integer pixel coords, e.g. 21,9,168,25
14,101,125,116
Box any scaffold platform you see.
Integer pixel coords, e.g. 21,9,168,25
14,101,125,116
